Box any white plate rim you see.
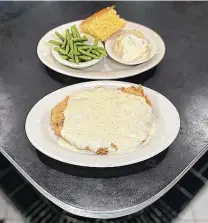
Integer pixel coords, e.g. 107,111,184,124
25,81,180,168
37,20,166,79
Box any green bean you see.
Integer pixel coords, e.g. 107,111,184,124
67,52,73,59
92,45,107,56
73,43,81,55
69,38,74,51
61,38,67,49
69,58,75,63
68,50,74,60
79,55,92,61
65,44,70,54
54,47,68,55
91,49,101,57
70,47,81,56
72,51,81,56
75,42,85,46
77,45,91,50
61,55,69,60
74,42,78,53
72,36,88,42
93,39,98,46
76,52,81,56
78,49,100,59
75,56,79,64
55,31,65,41
96,49,107,56
73,25,80,37
71,25,80,38
71,25,77,38
54,47,59,52
66,29,71,43
49,40,62,46
86,47,92,53
67,55,73,59
92,46,106,51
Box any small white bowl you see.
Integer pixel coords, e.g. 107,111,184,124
105,30,157,66
52,34,104,69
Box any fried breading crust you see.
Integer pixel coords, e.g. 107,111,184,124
120,86,152,106
51,86,151,154
51,96,69,136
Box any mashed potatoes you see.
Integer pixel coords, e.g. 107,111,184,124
114,32,151,62
54,87,155,154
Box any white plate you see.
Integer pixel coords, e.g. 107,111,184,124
37,20,165,79
52,34,104,69
25,81,180,168
105,30,157,65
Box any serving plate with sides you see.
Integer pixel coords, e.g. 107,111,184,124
25,81,180,168
37,20,165,80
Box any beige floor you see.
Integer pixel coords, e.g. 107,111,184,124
0,190,25,223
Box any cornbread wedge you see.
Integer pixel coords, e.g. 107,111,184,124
51,86,152,155
80,6,126,41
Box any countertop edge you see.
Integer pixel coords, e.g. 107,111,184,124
0,146,207,219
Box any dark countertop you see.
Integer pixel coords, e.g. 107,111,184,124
0,1,208,219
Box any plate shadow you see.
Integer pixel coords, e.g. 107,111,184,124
37,147,168,178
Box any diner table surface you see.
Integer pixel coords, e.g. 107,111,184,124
0,1,208,219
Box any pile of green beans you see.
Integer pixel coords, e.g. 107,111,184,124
49,25,107,64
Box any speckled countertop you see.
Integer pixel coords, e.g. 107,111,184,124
0,1,208,219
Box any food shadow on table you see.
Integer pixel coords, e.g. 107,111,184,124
45,66,157,85
36,147,168,178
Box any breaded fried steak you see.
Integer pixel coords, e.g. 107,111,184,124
51,86,153,155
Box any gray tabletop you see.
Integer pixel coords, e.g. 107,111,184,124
0,1,208,219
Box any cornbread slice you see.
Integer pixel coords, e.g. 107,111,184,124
51,86,152,155
80,6,126,41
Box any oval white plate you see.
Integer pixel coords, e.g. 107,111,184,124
52,34,104,69
105,30,157,65
37,20,165,79
25,81,180,168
